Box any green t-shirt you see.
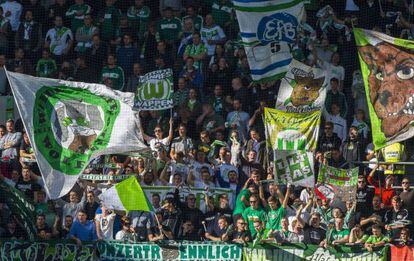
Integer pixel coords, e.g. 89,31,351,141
329,228,350,242
365,234,390,244
100,65,125,91
127,5,150,40
266,206,285,231
233,189,251,216
36,58,57,77
211,0,233,27
158,17,182,41
242,207,267,237
65,3,91,32
99,6,122,41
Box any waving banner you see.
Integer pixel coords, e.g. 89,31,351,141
264,107,321,151
234,0,305,82
133,69,174,110
355,28,414,149
7,71,147,199
316,164,359,201
276,59,327,113
274,150,314,187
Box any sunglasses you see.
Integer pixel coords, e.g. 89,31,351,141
250,201,257,203
402,182,409,184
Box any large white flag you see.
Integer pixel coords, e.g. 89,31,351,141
234,0,305,82
7,71,147,199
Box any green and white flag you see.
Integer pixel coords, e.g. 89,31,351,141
133,69,174,110
7,71,147,199
264,107,321,151
99,176,153,211
355,28,414,149
234,0,305,82
276,59,327,113
274,150,314,187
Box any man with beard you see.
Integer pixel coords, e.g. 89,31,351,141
385,196,411,239
355,175,375,218
174,192,203,231
360,195,386,234
341,126,366,168
399,178,414,220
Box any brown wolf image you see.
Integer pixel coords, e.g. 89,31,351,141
290,75,325,107
358,42,414,137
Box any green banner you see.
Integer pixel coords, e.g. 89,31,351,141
0,240,390,261
80,174,131,181
317,164,358,186
0,240,94,260
354,28,414,150
274,150,314,187
243,243,387,261
0,181,37,241
133,69,174,111
264,107,321,151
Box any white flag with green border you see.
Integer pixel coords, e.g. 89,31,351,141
6,71,147,199
234,0,305,82
99,176,153,211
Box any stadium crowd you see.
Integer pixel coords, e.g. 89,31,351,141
0,0,414,252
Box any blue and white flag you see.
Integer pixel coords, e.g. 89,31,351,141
234,0,305,82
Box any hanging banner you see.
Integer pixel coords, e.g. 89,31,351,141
355,28,414,149
133,69,174,110
276,59,327,113
243,243,387,261
264,107,321,151
0,181,37,241
274,150,314,187
0,240,95,260
234,0,305,82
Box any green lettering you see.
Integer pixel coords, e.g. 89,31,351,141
142,245,150,259
207,245,215,259
116,244,124,257
151,245,161,259
188,245,198,259
198,245,207,259
180,245,188,259
221,245,229,259
133,245,143,259
124,245,131,259
230,245,240,259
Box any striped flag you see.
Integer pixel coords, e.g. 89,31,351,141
99,176,153,212
234,0,305,82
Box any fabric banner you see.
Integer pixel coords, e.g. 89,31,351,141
354,28,414,150
6,71,147,199
0,181,37,241
0,240,390,261
316,165,359,202
79,174,131,181
133,69,174,110
391,245,414,261
234,0,305,82
141,186,233,213
0,240,95,260
264,107,321,151
243,243,387,261
274,150,314,187
276,59,328,113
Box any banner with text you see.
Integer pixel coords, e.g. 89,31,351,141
274,150,314,187
264,107,321,151
133,69,174,110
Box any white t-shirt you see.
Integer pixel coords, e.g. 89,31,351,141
149,137,170,151
45,27,73,55
319,61,345,90
95,213,116,240
115,230,134,241
200,25,226,56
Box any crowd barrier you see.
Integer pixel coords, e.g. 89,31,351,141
0,240,395,261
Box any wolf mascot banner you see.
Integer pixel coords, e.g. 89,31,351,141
355,28,414,149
